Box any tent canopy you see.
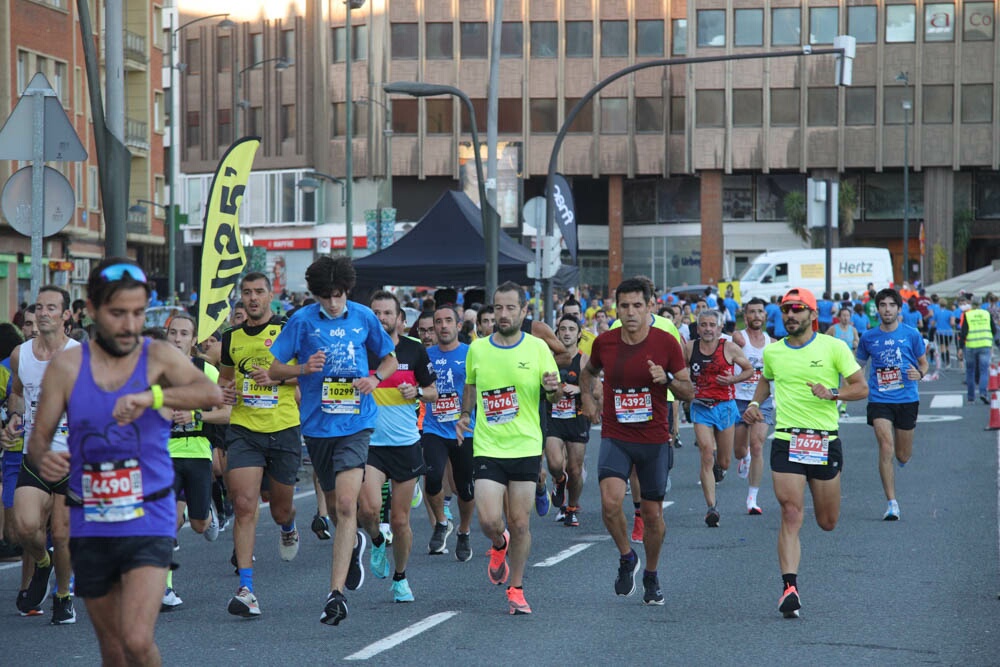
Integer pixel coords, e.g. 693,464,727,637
925,262,1000,298
353,190,577,289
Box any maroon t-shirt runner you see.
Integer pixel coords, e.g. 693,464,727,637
589,328,687,444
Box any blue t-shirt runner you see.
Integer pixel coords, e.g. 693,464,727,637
856,323,926,404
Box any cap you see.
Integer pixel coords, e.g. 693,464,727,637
781,287,819,331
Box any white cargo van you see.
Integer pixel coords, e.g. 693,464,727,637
738,248,893,302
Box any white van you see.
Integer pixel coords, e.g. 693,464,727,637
738,247,893,302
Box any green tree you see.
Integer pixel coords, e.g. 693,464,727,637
838,179,858,240
784,191,808,243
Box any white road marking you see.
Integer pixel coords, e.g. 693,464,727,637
344,612,459,661
662,500,675,509
572,535,612,542
533,542,594,567
930,394,964,409
837,414,961,424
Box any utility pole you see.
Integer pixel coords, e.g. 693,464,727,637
485,0,503,300
104,0,126,256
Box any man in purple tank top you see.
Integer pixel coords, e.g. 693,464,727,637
27,258,222,667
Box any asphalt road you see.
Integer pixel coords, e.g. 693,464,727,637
1,368,998,666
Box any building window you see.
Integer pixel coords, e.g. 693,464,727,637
153,6,163,50
697,10,725,47
600,98,627,134
216,36,231,72
884,87,912,124
772,8,801,46
531,21,558,57
530,99,557,133
807,88,837,126
566,21,593,58
756,174,806,221
810,7,838,44
976,171,1000,218
636,20,664,56
332,102,364,136
88,165,99,210
186,38,200,74
635,97,663,133
696,90,725,127
734,10,763,47
154,91,164,132
54,62,68,106
280,104,295,140
670,96,685,133
251,33,264,64
426,99,453,134
601,20,628,57
391,23,418,59
186,111,200,146
723,175,754,221
733,90,762,127
845,87,876,125
460,99,488,133
461,22,488,59
498,99,522,133
965,3,994,41
281,29,295,65
866,172,923,220
392,99,418,134
501,22,523,57
962,84,993,123
923,85,953,123
75,163,83,208
333,26,369,62
426,23,453,59
217,109,232,145
886,5,916,43
565,98,594,133
672,19,687,55
770,89,800,126
925,3,955,42
247,107,262,136
848,7,878,44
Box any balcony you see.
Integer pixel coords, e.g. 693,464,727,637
126,210,149,235
124,30,148,71
125,117,149,152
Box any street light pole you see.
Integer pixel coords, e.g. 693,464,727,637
358,95,394,245
343,1,366,257
898,71,911,286
234,57,289,140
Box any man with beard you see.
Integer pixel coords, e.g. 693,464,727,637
855,288,927,521
218,273,302,618
2,286,80,622
30,259,221,665
456,282,562,615
743,287,867,619
731,298,776,515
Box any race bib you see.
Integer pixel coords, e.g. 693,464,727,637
551,396,578,419
614,387,653,423
432,392,461,423
321,377,360,415
171,412,202,437
241,379,278,409
482,386,519,425
82,459,144,523
788,429,829,466
876,367,903,392
26,400,69,438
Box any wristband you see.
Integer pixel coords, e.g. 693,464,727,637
150,384,164,410
748,400,760,409
374,371,385,382
918,369,925,379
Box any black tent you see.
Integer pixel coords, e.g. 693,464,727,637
353,190,578,289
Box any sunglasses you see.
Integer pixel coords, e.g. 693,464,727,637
780,303,811,314
99,263,148,284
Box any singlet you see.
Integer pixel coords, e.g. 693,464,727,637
831,324,856,349
368,336,436,448
66,340,175,538
550,352,585,421
734,329,774,404
167,357,219,459
20,337,80,454
689,340,735,402
424,343,474,441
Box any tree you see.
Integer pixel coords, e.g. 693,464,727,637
838,179,858,240
784,191,808,243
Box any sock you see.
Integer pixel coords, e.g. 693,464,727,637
643,569,657,579
372,532,385,548
166,570,174,588
444,495,453,504
392,571,406,582
457,531,470,537
633,502,641,513
782,573,797,590
55,590,71,599
748,487,760,506
281,521,295,533
380,482,392,523
621,549,636,562
494,534,507,551
37,553,51,569
239,568,254,592
438,521,450,528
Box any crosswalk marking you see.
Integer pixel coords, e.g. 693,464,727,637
930,394,964,409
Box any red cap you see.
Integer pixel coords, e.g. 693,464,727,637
781,287,819,331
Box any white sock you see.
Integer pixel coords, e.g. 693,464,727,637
747,487,759,507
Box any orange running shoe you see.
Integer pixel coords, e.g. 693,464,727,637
488,529,510,585
507,586,531,615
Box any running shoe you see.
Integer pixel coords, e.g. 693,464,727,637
779,585,801,618
630,513,645,543
161,587,184,612
883,501,900,521
614,551,641,596
564,507,580,527
380,522,394,545
507,586,531,615
981,395,990,405
370,540,390,579
737,454,751,480
551,474,567,509
228,586,261,618
320,591,348,626
673,436,683,448
535,487,550,517
279,528,300,561
642,573,664,606
455,532,473,562
18,601,43,617
488,529,510,585
21,557,53,611
204,506,220,542
428,520,454,555
311,513,332,540
218,513,230,533
748,505,763,516
391,578,415,603
705,507,721,527
173,538,179,552
410,484,423,509
713,462,726,484
345,530,366,591
555,506,567,523
50,595,76,625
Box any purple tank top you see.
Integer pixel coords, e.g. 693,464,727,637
67,340,175,538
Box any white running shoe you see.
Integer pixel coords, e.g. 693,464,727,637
161,587,183,611
204,506,220,542
279,528,300,561
737,454,751,480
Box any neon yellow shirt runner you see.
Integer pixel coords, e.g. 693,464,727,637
763,333,860,439
466,332,558,459
611,313,682,400
222,318,300,433
168,362,219,459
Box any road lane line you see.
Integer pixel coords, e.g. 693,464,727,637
533,543,594,567
344,612,458,661
929,394,963,408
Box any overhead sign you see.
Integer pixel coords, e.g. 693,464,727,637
0,72,87,161
2,165,75,237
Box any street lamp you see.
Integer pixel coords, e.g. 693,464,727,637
897,71,911,286
129,199,169,298
356,95,393,210
382,81,498,300
233,57,289,138
169,12,235,306
344,0,367,258
298,172,347,253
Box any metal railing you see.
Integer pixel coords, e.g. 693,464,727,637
124,30,148,64
125,117,149,151
126,211,149,235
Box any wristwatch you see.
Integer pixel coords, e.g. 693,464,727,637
664,371,675,386
416,386,424,400
829,387,840,399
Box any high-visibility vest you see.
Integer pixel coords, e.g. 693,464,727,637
964,308,994,349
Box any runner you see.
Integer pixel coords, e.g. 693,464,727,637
476,306,495,339
686,310,753,526
743,287,868,618
218,272,302,618
455,281,562,615
28,259,221,664
579,277,693,605
2,286,80,623
0,324,25,564
423,305,475,560
415,312,437,348
561,298,597,356
267,256,397,626
356,291,436,603
731,298,775,515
